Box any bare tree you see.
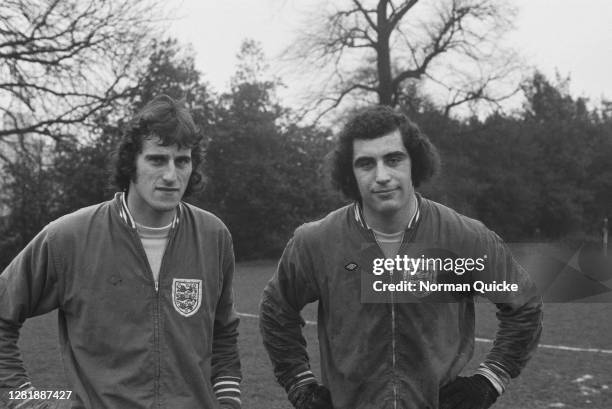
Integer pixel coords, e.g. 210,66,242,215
0,0,164,142
286,0,521,118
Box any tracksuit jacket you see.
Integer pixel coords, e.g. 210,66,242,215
260,196,543,409
0,193,241,409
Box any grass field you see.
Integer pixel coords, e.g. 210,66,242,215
17,259,612,409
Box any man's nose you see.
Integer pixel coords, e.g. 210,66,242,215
375,162,391,184
161,162,177,183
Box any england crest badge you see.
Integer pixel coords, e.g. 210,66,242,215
172,278,202,317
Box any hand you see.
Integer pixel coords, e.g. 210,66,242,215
288,383,333,409
439,375,499,409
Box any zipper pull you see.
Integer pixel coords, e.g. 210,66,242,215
155,281,159,292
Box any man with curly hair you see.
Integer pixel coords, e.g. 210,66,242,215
0,95,242,409
260,105,542,409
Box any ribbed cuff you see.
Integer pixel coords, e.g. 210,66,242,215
286,370,317,395
475,362,511,395
213,376,241,408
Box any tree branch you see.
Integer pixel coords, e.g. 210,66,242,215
352,0,378,32
311,82,378,122
388,0,419,29
0,0,161,141
390,1,470,91
287,0,517,117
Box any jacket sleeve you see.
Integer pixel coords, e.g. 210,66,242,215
473,231,543,394
211,231,242,409
259,230,321,395
0,226,61,395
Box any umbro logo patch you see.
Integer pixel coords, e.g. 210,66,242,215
345,262,359,271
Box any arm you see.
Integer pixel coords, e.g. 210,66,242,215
259,231,323,392
211,232,241,409
0,227,62,408
440,233,542,409
476,232,543,393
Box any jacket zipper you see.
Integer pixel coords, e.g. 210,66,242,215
370,230,404,409
358,199,420,408
155,228,177,408
130,224,177,409
391,292,397,409
395,231,415,409
154,283,161,408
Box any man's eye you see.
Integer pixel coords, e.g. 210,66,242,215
386,156,404,166
354,160,374,169
176,158,192,166
149,157,165,165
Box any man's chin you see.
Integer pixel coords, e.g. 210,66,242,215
151,200,179,213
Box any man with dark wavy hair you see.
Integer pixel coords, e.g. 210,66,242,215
0,95,242,409
260,105,542,409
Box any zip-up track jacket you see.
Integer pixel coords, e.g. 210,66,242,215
260,197,542,409
0,193,242,408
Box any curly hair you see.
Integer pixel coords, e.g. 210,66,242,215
331,105,440,201
112,94,205,197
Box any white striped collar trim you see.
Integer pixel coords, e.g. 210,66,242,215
117,192,181,229
119,192,136,228
353,195,420,231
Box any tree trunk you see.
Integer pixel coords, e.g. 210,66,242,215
376,1,394,106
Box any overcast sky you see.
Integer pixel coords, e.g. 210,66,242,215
168,0,612,111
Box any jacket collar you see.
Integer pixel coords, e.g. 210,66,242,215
353,193,421,231
115,192,181,230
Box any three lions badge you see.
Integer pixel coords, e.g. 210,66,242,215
172,278,202,317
